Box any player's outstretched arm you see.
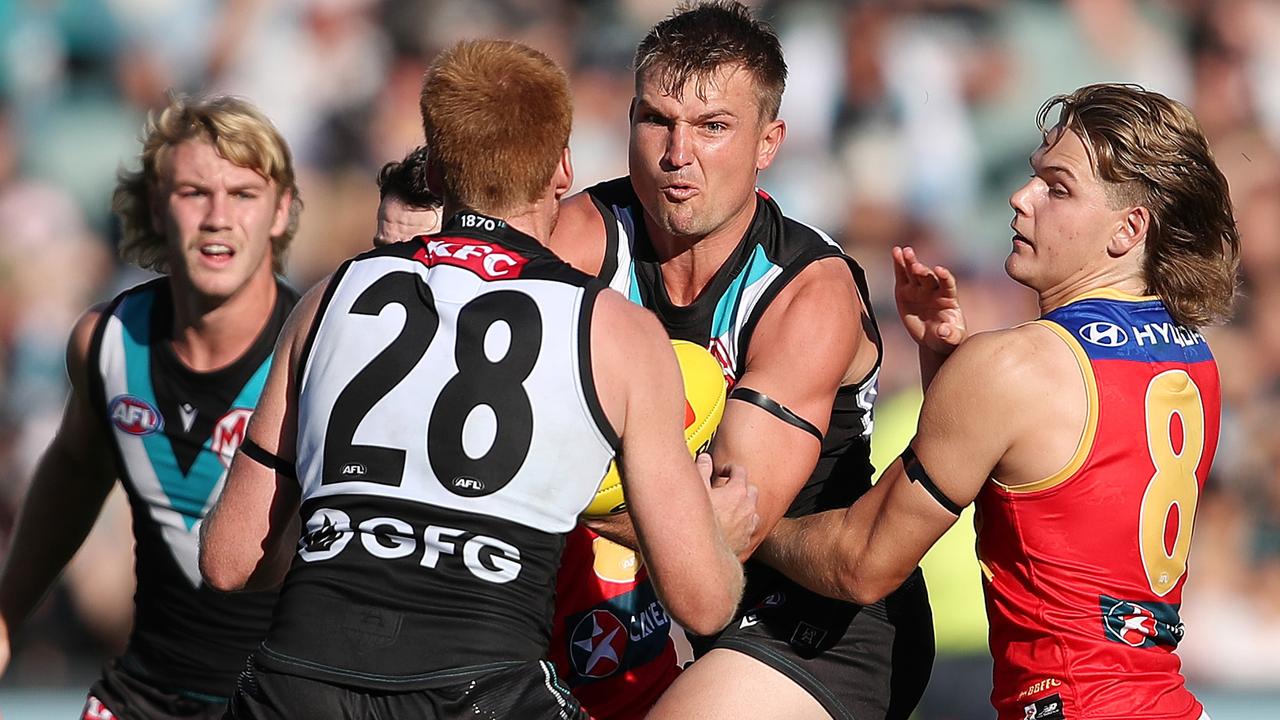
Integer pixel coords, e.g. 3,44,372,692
712,257,865,556
200,281,325,592
592,291,756,635
893,245,967,390
0,308,118,676
759,329,1034,604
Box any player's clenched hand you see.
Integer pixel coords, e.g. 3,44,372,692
700,454,759,561
893,245,967,355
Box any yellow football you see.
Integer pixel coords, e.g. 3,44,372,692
582,339,728,518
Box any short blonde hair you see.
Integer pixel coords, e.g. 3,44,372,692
419,40,572,216
111,94,301,273
1039,84,1240,327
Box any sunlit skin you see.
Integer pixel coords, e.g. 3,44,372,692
374,195,441,246
155,139,290,312
1007,126,1148,313
628,64,784,302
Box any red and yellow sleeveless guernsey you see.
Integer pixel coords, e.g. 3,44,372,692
977,290,1219,720
548,527,679,720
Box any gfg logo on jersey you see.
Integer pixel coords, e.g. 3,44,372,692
297,506,522,583
1079,321,1128,347
569,610,627,678
1100,595,1184,649
109,395,163,435
211,408,253,468
413,237,529,280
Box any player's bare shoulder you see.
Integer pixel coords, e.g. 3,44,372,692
548,191,608,275
67,303,110,387
922,323,1088,484
747,255,866,381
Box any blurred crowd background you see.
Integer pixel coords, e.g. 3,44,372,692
1,0,1279,717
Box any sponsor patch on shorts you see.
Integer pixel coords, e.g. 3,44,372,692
1022,692,1065,720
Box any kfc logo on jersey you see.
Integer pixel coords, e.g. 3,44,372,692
414,237,528,280
211,408,253,468
569,610,627,678
1100,595,1184,649
1079,321,1128,347
109,395,164,436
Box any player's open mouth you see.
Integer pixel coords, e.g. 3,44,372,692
200,243,235,263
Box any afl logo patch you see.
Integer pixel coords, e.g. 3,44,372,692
1079,321,1128,347
109,395,163,435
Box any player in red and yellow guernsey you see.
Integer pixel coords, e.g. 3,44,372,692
758,82,1239,720
978,289,1220,718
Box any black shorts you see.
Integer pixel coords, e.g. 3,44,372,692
690,567,935,720
82,658,228,720
227,657,588,720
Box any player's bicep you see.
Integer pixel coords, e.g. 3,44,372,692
909,331,1032,507
733,258,863,437
712,261,863,538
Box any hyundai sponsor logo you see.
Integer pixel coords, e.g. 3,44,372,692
1079,322,1128,347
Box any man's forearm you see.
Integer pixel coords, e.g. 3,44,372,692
756,511,857,600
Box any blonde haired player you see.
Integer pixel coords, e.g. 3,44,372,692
0,94,300,719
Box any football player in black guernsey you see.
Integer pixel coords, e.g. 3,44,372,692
547,3,947,719
200,39,759,720
0,94,301,720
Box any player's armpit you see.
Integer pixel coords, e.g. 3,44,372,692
714,257,865,553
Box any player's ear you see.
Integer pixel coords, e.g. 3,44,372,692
756,118,785,172
552,146,573,200
269,187,292,237
1108,205,1149,257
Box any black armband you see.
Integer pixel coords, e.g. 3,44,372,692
899,446,963,516
239,438,297,479
728,386,823,442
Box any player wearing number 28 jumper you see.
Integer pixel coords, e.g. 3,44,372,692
199,39,757,720
759,83,1239,720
